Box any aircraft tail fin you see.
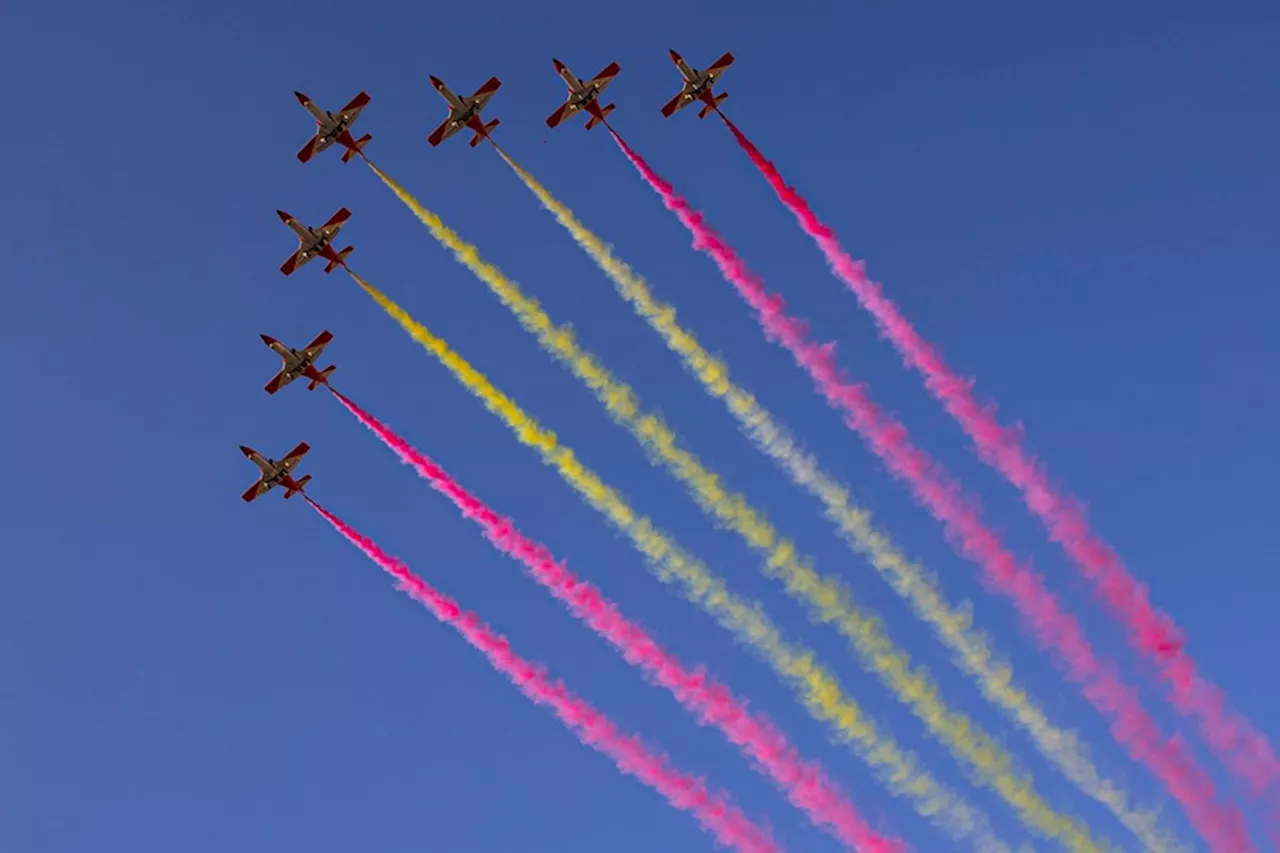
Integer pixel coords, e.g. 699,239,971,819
469,119,500,147
285,475,311,498
341,134,372,163
308,366,336,390
698,92,728,119
585,104,616,130
324,247,353,273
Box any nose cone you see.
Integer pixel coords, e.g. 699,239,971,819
239,445,253,456
276,209,291,223
552,58,565,72
294,91,309,104
669,48,681,62
429,75,444,89
260,333,274,345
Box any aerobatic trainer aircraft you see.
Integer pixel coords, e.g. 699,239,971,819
661,49,735,119
545,58,621,130
260,331,336,395
293,91,373,163
240,442,312,502
277,208,353,276
427,75,502,147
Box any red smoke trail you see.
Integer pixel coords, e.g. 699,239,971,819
305,495,780,853
717,113,1279,812
328,388,904,853
610,129,1255,853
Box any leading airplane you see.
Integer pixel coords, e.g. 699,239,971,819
240,442,312,502
661,49,735,119
277,208,353,276
294,91,373,163
427,75,502,147
545,59,621,130
261,331,336,394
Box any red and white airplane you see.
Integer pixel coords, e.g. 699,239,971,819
240,442,312,502
427,75,502,147
546,59,621,130
261,331,335,394
277,208,353,276
294,91,372,163
661,49,735,119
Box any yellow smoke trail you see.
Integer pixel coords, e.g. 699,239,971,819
491,153,1184,853
347,256,1011,853
365,159,1104,853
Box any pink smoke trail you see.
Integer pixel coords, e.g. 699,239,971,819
718,113,1279,813
305,495,780,853
610,129,1255,853
328,387,904,853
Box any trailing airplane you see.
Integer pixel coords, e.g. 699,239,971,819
294,91,373,163
661,49,735,119
427,75,502,147
261,331,335,395
546,58,621,130
240,442,312,502
277,208,353,275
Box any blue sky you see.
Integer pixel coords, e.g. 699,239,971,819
4,1,1278,851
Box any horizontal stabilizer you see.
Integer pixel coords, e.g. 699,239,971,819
585,104,616,130
324,246,353,273
308,366,336,390
698,92,728,119
469,119,500,147
285,474,311,498
341,133,372,163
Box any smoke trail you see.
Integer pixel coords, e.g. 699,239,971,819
718,114,1279,815
499,144,1185,852
614,141,1254,853
328,388,903,853
417,150,1110,853
305,496,779,853
343,256,1011,853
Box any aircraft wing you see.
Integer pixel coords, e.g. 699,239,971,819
297,135,333,163
428,116,462,147
318,208,351,240
705,52,735,82
280,442,310,472
661,91,693,117
280,248,311,276
468,76,502,109
336,91,371,123
301,330,333,360
264,369,295,395
545,101,579,128
588,62,621,93
242,480,272,502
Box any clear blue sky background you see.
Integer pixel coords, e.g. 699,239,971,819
4,2,1277,851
